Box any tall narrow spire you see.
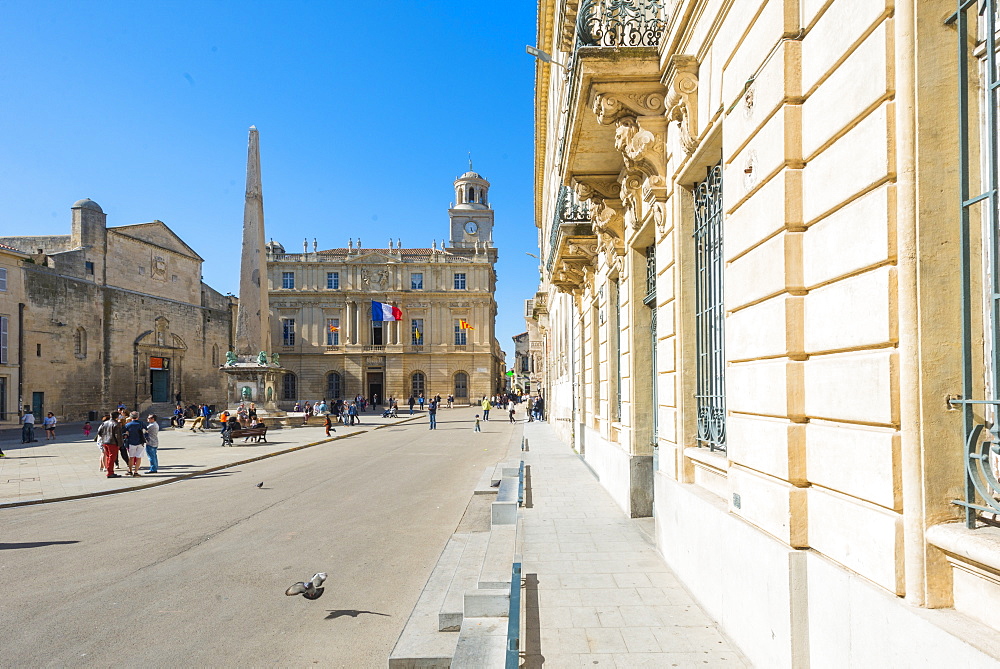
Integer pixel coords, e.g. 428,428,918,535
235,126,271,356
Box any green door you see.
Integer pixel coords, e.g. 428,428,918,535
32,391,43,417
151,370,170,403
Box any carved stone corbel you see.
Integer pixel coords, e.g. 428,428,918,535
664,55,699,155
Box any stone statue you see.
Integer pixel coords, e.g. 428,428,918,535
271,352,280,366
266,386,273,401
226,350,238,366
241,386,252,401
257,351,268,366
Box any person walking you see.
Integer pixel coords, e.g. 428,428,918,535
123,411,147,477
116,410,130,469
428,398,438,430
481,396,491,422
145,414,160,474
43,412,57,440
408,395,415,415
348,402,358,425
509,405,516,423
324,414,333,437
21,408,36,443
474,414,481,432
96,413,121,478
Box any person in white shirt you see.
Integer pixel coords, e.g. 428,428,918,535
21,409,36,443
145,414,160,474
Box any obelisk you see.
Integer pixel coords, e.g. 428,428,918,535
235,126,271,356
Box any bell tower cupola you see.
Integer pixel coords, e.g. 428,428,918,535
448,165,494,249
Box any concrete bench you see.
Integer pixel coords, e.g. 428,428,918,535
491,477,518,526
474,466,499,496
478,524,517,590
388,535,466,668
438,532,489,631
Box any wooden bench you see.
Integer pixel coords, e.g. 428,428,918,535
222,425,268,445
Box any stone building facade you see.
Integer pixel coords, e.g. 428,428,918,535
0,199,234,421
534,0,1000,665
265,171,504,405
0,243,30,427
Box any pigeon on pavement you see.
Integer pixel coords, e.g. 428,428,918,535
256,482,264,488
286,572,328,600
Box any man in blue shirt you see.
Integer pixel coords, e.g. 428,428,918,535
123,411,147,477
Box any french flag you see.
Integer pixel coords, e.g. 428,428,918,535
371,300,402,321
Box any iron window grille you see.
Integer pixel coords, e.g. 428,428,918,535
283,373,297,401
411,372,426,397
948,0,1000,527
615,279,623,421
694,163,726,451
455,372,469,399
327,372,342,399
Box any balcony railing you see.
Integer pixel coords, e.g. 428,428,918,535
576,0,667,48
546,186,592,273
362,345,386,353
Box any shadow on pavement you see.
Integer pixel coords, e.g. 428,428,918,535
324,609,390,620
0,540,80,550
521,572,543,668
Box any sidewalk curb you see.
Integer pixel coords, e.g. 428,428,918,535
0,414,425,510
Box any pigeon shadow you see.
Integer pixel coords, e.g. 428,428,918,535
324,609,390,620
0,540,80,550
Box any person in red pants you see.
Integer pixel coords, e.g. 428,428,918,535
95,413,122,478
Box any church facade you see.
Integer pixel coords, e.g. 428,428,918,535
265,171,504,405
0,199,233,421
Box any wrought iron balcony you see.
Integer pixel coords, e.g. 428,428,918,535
546,186,592,273
576,0,667,48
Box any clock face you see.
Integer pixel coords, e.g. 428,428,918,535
464,221,479,235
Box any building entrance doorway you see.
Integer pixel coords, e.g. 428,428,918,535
32,391,43,418
150,357,170,403
367,371,383,404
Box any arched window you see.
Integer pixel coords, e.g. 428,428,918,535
283,373,297,401
74,327,87,359
468,186,475,202
411,371,426,397
327,372,342,399
454,371,469,399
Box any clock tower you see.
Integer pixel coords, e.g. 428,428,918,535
448,169,494,249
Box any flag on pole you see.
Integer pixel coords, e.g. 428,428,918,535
371,301,402,321
414,329,421,340
328,324,339,333
459,319,475,330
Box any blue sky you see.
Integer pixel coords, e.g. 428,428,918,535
0,0,540,360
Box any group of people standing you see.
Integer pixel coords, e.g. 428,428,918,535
95,409,160,478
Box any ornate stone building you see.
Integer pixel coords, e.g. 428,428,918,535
534,0,1000,665
0,199,234,420
265,170,504,405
